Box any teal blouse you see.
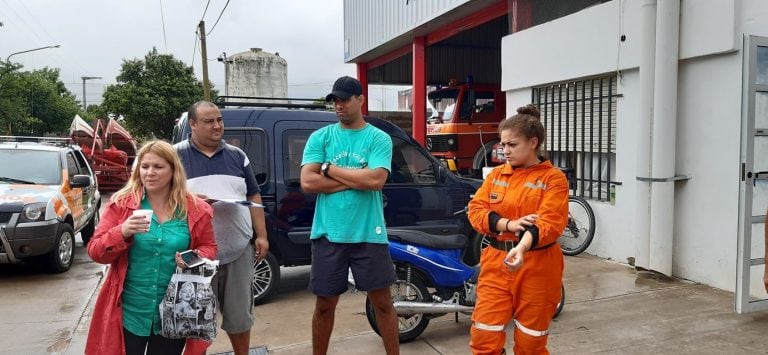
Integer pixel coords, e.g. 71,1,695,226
122,198,190,336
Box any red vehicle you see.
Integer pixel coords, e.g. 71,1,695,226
425,82,506,178
69,115,136,192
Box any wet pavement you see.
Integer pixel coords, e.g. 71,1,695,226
207,255,768,355
56,253,768,354
0,239,104,355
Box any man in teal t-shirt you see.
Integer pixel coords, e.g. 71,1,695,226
300,76,398,355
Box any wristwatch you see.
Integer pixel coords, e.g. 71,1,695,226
321,162,331,177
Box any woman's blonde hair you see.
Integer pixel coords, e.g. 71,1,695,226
111,140,190,219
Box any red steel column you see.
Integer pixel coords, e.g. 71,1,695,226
511,0,533,33
357,62,369,115
412,36,426,145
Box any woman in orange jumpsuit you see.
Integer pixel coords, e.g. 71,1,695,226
467,104,569,354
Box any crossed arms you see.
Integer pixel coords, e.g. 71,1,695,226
300,163,388,193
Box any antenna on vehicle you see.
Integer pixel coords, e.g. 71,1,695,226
479,126,488,168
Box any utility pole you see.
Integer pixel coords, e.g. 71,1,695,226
81,76,101,111
199,21,211,101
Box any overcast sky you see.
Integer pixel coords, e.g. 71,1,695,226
0,0,359,108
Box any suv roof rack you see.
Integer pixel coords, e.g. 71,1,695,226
0,136,72,147
214,96,329,110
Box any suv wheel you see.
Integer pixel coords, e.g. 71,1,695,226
80,206,100,245
46,224,75,273
463,231,488,266
252,252,280,305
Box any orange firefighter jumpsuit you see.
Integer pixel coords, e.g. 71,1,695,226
467,160,569,355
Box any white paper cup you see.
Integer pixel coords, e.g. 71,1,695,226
132,209,153,231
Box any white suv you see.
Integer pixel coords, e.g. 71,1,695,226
0,137,100,272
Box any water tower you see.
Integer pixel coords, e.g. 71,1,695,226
227,48,287,101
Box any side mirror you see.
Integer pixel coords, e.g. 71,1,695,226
466,90,477,119
435,163,448,184
70,174,92,188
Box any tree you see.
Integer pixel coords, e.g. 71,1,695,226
0,64,80,135
313,97,332,111
101,48,216,139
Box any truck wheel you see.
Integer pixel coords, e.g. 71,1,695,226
46,224,75,273
366,271,431,343
80,206,99,245
252,252,280,305
472,140,501,178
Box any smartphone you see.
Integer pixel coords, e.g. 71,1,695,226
179,250,205,268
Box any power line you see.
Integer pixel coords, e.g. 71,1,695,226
15,0,57,43
159,0,168,52
3,2,48,45
206,0,231,36
288,81,334,87
191,31,199,69
199,0,212,22
1,2,91,78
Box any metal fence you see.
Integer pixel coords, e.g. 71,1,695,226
533,75,619,202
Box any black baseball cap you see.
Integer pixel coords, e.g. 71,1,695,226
325,76,363,101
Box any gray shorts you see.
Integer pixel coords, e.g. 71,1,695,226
211,246,254,334
310,237,396,297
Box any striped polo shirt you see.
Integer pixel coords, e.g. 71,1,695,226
175,138,260,264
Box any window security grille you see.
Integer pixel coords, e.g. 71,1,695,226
533,76,618,201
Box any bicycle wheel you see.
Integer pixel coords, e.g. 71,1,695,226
559,196,595,256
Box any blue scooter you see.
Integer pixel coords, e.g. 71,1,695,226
364,229,564,343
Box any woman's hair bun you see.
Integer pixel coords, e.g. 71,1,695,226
516,104,540,118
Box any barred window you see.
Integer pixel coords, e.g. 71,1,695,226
533,75,618,201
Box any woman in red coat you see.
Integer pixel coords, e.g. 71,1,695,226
86,140,216,355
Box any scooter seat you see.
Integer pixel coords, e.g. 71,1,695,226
386,229,468,250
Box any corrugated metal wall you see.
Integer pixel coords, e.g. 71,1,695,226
343,0,469,62
365,15,506,85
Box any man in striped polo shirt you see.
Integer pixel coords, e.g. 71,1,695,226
175,101,268,355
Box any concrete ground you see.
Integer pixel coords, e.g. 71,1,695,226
0,241,104,355
67,254,768,354
208,255,768,355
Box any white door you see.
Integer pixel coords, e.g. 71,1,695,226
736,35,768,313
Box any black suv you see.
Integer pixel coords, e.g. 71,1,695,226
0,137,100,272
172,99,481,303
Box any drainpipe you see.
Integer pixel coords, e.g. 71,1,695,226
648,0,680,275
634,0,656,270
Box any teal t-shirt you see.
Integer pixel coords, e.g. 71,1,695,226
122,198,190,336
301,123,392,243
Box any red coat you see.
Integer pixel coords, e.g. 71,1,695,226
85,194,217,355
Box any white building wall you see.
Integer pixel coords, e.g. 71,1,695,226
501,0,738,91
674,53,742,289
501,0,768,292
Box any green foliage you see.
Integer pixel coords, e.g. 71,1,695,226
0,64,80,135
101,48,216,139
313,97,333,111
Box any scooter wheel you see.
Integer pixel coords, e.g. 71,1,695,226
366,272,431,343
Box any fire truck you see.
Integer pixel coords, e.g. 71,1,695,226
425,81,506,178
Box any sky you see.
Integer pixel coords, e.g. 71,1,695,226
0,0,360,109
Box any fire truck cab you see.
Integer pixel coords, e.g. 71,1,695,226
425,81,506,178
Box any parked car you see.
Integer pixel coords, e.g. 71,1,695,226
0,136,101,272
172,99,482,304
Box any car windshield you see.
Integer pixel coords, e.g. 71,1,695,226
428,88,460,122
0,150,61,185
